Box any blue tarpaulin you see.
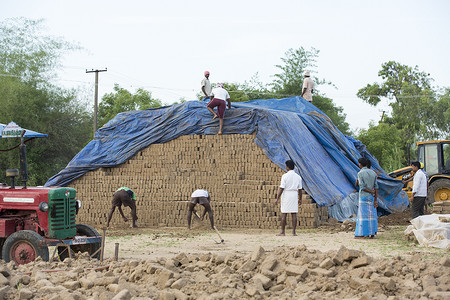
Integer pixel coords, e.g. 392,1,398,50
45,97,409,221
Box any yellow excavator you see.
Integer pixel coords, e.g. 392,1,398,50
388,140,450,203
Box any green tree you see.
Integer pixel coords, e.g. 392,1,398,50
98,84,163,127
0,18,79,83
433,88,450,138
357,61,449,169
357,123,405,171
0,18,92,185
224,73,274,102
271,47,350,135
357,61,442,141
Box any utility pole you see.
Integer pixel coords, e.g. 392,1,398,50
86,68,107,136
380,110,385,123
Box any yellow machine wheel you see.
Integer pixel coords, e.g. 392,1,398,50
429,179,450,202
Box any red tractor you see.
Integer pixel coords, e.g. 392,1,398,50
0,122,101,265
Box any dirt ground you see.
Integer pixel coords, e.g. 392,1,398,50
103,212,448,261
1,212,449,300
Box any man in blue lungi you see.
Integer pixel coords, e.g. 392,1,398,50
355,158,379,239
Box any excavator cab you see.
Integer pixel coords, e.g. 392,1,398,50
418,140,450,202
389,140,450,203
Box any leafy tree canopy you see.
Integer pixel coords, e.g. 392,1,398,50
98,84,163,128
0,18,79,84
200,48,351,134
357,61,448,139
271,47,349,134
357,123,405,171
356,61,449,170
0,18,91,185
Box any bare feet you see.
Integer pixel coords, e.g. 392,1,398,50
276,233,285,236
212,114,218,120
217,131,222,135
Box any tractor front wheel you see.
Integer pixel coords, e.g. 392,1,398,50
428,179,450,203
58,224,101,261
2,230,49,265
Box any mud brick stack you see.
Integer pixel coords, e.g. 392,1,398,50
432,201,450,214
70,134,328,229
298,194,329,229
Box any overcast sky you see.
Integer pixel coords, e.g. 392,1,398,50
2,0,449,133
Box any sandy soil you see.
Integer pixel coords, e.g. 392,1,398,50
102,224,448,262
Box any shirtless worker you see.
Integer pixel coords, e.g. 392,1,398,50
187,189,214,230
106,187,138,228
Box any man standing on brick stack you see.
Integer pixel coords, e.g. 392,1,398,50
207,83,231,135
106,187,138,228
301,71,314,103
187,189,214,230
201,71,211,100
275,160,303,236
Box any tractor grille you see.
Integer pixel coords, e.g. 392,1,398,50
48,188,77,239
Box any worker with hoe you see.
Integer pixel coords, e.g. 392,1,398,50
106,187,138,228
207,83,231,135
275,160,303,236
187,189,214,230
354,157,378,239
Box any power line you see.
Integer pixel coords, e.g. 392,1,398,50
1,73,447,100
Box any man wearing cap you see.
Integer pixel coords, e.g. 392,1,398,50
201,71,211,99
301,71,314,102
106,187,138,228
207,83,231,135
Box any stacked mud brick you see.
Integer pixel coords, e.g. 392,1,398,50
432,200,450,214
298,195,329,229
70,134,328,229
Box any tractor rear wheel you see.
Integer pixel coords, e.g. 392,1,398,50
428,179,450,203
2,230,49,265
58,224,101,261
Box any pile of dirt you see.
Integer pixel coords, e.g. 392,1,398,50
378,211,412,226
0,245,449,300
319,219,356,233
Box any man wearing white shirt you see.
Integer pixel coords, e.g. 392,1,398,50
275,160,303,236
187,189,214,230
207,83,231,135
201,71,211,99
301,71,314,102
410,161,428,219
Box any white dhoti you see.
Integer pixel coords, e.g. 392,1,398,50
281,190,298,213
